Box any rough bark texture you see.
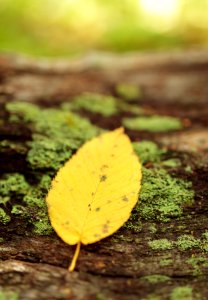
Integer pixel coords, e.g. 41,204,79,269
0,50,208,300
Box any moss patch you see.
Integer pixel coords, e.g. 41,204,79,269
0,173,30,197
115,83,141,100
133,141,165,164
160,257,173,266
67,93,118,116
161,158,181,168
123,115,182,132
141,274,170,284
170,286,193,300
0,172,52,235
134,167,194,222
148,239,173,250
187,255,208,276
0,208,11,224
176,235,200,251
0,289,19,300
6,101,100,172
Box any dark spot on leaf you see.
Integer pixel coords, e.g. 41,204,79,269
92,192,95,196
101,164,109,170
100,175,107,182
95,207,100,212
122,195,129,202
94,233,100,238
64,221,70,225
102,223,109,233
88,204,92,211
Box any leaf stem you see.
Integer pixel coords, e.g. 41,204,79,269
68,241,81,272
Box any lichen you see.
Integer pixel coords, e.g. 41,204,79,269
123,115,182,132
134,167,194,222
133,141,165,164
170,286,193,300
68,93,118,116
0,208,11,224
148,239,173,250
141,275,170,284
176,235,200,251
115,83,141,100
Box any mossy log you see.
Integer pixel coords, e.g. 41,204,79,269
0,50,208,300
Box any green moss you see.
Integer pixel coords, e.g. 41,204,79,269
124,216,142,232
23,187,53,235
185,165,193,173
161,158,181,168
134,167,194,222
118,102,143,115
0,238,4,243
6,101,100,172
170,286,193,300
11,205,29,218
202,230,208,240
0,172,52,235
116,83,141,100
123,115,182,132
69,93,118,116
159,258,173,266
27,135,73,170
0,289,19,300
145,296,161,300
23,188,46,208
148,239,173,250
176,235,200,251
187,255,207,276
0,140,27,154
33,215,53,235
0,208,11,224
133,141,165,164
141,275,170,284
0,173,29,196
148,224,157,234
39,175,52,190
6,101,40,123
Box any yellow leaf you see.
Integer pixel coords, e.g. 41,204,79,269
46,128,142,271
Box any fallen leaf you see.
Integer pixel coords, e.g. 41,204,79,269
46,128,142,271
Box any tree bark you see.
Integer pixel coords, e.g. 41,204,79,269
0,50,208,300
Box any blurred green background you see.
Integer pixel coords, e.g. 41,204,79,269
0,0,208,57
